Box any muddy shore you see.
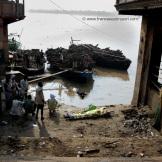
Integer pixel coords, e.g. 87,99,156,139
0,104,161,158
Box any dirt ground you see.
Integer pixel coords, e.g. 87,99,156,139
0,104,162,158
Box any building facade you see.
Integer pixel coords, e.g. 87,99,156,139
0,0,25,112
0,0,25,79
116,0,162,110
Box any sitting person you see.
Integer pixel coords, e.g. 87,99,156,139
23,95,36,117
10,97,24,117
48,94,58,116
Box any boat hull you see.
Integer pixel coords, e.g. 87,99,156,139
49,65,93,82
7,66,45,76
95,59,131,71
64,70,93,82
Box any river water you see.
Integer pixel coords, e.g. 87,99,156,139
8,11,142,108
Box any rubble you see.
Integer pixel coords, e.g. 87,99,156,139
122,108,154,136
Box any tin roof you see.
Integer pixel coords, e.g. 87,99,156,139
115,0,162,15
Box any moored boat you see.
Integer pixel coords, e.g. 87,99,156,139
78,44,132,71
7,65,45,76
63,69,93,81
46,42,131,74
92,52,131,70
8,49,45,76
49,65,93,82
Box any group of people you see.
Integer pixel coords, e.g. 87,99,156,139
1,74,46,120
1,74,58,121
4,75,28,110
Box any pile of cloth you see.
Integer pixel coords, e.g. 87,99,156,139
64,106,113,120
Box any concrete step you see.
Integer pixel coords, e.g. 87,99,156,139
1,157,162,162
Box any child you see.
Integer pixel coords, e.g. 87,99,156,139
48,94,58,116
23,95,36,117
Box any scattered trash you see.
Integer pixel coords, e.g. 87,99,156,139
77,151,84,157
77,148,100,157
73,134,83,138
139,152,145,157
122,108,154,136
103,141,119,148
121,151,136,157
84,148,100,154
127,151,134,157
39,141,46,146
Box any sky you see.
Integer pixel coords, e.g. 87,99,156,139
25,0,116,12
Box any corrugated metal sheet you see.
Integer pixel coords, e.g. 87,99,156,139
117,0,139,4
116,0,162,14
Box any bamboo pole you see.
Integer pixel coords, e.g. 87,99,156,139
29,88,65,92
29,69,69,84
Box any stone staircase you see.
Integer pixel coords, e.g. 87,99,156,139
1,156,162,162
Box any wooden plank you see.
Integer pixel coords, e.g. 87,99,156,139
29,88,65,92
28,69,69,84
132,16,148,106
140,17,154,105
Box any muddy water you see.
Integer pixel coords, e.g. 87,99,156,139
29,67,133,108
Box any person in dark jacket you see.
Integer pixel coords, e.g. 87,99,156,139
35,82,45,120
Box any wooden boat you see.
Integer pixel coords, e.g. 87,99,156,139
93,52,131,70
46,43,131,72
82,44,132,71
7,65,45,76
23,66,45,76
8,49,45,76
63,69,93,81
49,65,93,82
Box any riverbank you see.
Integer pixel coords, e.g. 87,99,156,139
0,104,161,158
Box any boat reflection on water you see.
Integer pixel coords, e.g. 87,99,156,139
29,76,94,101
94,67,129,81
61,78,94,99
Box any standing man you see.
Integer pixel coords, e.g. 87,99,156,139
35,82,45,120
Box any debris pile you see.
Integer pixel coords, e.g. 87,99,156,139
46,44,131,71
122,108,154,136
